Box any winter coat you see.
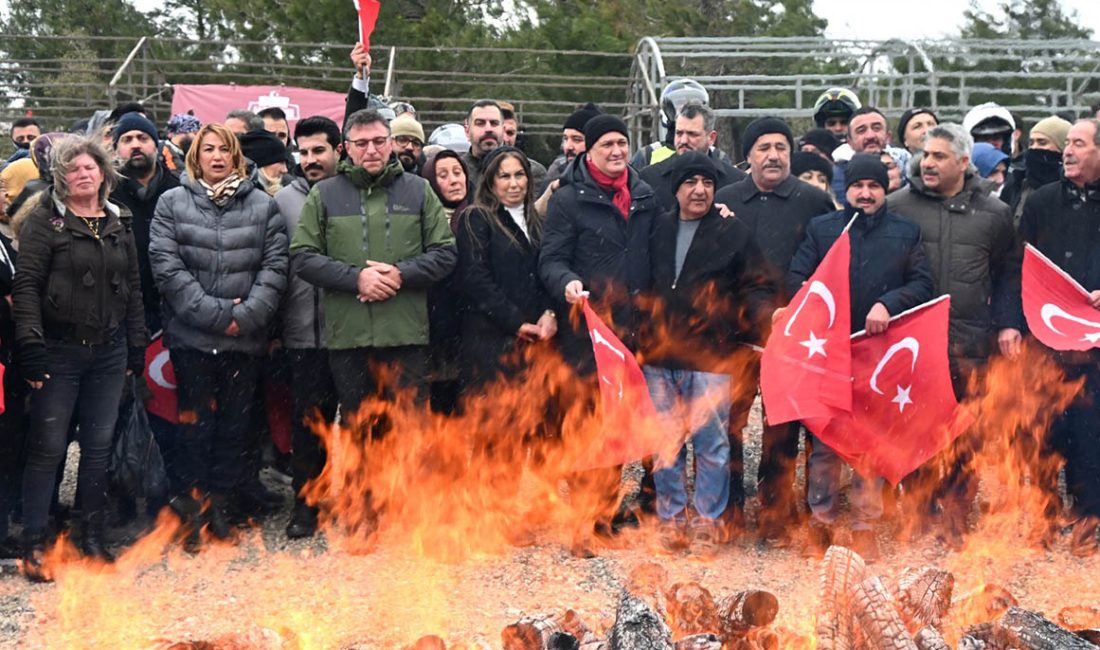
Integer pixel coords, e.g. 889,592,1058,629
289,160,457,350
788,206,934,334
13,192,146,349
455,205,555,387
888,172,1022,362
110,163,180,333
713,174,835,289
149,176,288,356
538,155,657,372
273,177,325,349
639,150,747,215
642,205,778,373
1018,176,1100,367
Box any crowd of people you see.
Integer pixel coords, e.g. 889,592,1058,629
2,44,1100,583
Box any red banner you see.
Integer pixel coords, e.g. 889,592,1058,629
144,336,178,424
572,300,663,470
807,296,973,485
354,0,382,51
170,85,346,134
761,230,852,425
1022,243,1100,351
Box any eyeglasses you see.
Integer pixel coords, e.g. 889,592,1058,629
393,135,422,147
347,137,390,150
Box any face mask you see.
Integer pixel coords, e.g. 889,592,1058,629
15,141,31,150
1025,148,1063,188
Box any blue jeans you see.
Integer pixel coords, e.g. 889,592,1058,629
22,332,128,535
643,365,731,521
808,434,884,530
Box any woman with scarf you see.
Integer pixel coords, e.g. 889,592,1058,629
13,136,145,580
422,148,473,414
149,123,287,550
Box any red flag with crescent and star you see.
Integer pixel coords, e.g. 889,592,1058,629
572,299,664,470
806,295,973,485
761,229,852,425
1022,243,1100,351
143,335,178,424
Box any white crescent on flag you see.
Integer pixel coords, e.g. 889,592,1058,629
869,336,919,395
1040,302,1100,342
149,349,176,390
590,328,626,361
783,280,837,337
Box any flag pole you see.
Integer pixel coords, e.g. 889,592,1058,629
849,294,951,339
842,210,860,233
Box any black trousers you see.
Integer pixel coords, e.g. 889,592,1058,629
1051,362,1100,518
327,345,428,441
288,348,338,496
170,349,262,494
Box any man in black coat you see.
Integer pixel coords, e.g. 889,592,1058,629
713,117,835,543
642,152,776,553
1018,118,1100,556
538,114,658,556
640,102,745,215
787,154,934,558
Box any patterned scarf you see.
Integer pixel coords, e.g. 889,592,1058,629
586,158,631,220
199,173,244,207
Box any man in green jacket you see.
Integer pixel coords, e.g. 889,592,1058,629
290,108,457,436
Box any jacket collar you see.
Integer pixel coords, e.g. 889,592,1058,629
340,159,402,190
52,192,124,238
1063,176,1100,204
731,173,799,201
905,171,991,212
569,152,652,201
182,174,255,205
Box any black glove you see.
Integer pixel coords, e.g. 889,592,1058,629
19,342,48,383
127,346,146,376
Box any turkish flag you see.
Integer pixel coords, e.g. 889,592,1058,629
1022,244,1100,351
143,335,178,424
353,0,382,50
761,230,852,425
572,300,664,470
807,296,973,485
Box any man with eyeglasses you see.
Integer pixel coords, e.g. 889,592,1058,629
290,109,456,528
390,114,425,174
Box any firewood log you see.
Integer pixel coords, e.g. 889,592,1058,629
502,611,595,650
672,633,722,650
850,576,918,650
892,567,954,633
665,582,720,638
990,607,1100,650
410,635,447,650
607,594,674,650
716,590,779,641
913,626,950,650
815,546,867,650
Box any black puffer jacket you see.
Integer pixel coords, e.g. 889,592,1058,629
788,206,935,334
538,155,657,372
888,173,1022,362
149,177,288,356
13,192,145,349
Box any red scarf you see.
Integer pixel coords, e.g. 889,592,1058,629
586,158,631,221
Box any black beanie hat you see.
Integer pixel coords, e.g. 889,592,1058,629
238,129,288,168
564,102,602,132
896,108,938,145
670,151,718,192
799,128,839,159
845,153,889,191
583,114,629,151
741,117,794,159
112,112,159,148
791,151,834,184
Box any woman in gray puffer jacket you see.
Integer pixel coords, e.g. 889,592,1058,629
149,123,287,548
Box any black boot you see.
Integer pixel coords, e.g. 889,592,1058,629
168,493,203,553
206,493,233,541
21,531,52,583
285,500,319,539
80,512,115,563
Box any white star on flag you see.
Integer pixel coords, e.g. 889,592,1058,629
892,384,913,413
800,330,827,358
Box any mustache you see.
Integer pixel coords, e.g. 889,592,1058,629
762,161,783,169
304,163,323,172
921,168,940,176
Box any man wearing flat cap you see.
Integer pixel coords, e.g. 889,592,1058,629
787,153,934,559
713,116,835,545
641,151,777,554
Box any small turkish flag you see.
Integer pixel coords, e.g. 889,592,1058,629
572,300,664,470
761,229,852,425
352,0,381,51
143,335,178,424
1022,243,1100,351
807,296,973,485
